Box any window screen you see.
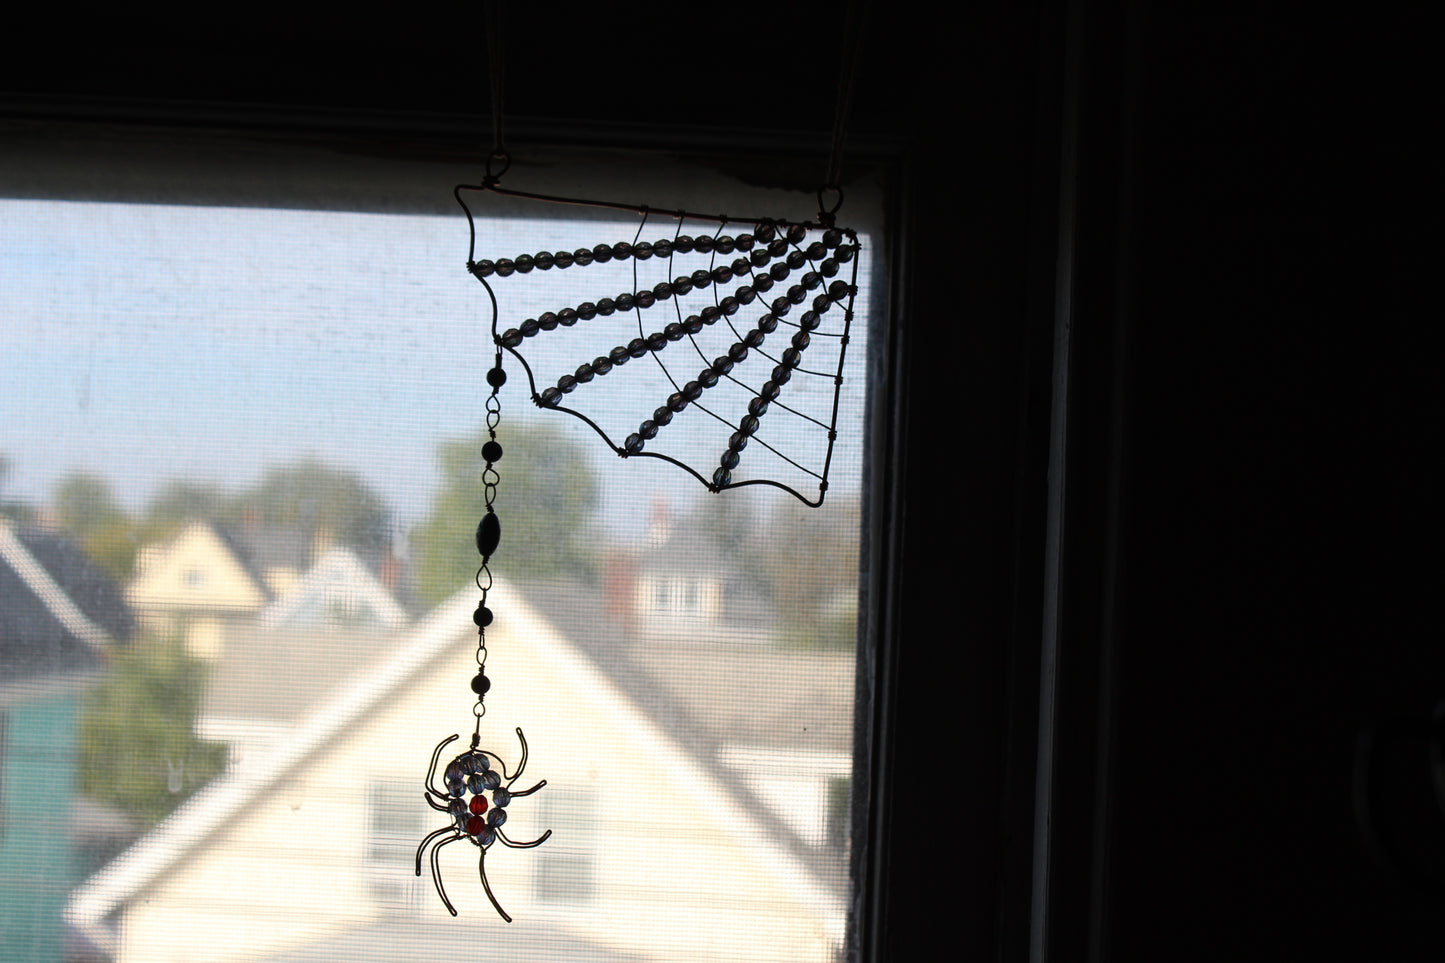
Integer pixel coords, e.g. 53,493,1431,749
0,137,875,963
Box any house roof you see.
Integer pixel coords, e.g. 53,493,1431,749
0,519,125,700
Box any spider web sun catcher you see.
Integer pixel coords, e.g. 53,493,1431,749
458,187,861,507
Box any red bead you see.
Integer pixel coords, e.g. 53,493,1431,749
466,815,485,835
469,795,489,814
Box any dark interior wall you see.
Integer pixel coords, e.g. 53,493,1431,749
4,5,1440,961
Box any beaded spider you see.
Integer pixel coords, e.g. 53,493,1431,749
417,728,550,921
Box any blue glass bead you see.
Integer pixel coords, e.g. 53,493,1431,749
476,826,496,846
459,755,480,775
639,420,659,440
554,250,574,268
500,329,523,348
558,374,578,393
474,753,491,771
487,808,508,827
625,434,644,454
482,770,501,791
713,467,732,487
721,450,740,469
447,777,465,798
558,307,579,326
492,787,512,808
449,797,467,816
577,302,597,320
468,773,486,794
653,406,673,426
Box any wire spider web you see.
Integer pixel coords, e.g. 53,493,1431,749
459,186,862,507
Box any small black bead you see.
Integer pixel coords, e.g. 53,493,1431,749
754,220,776,242
596,298,616,317
610,345,631,364
482,441,503,462
743,329,766,348
747,396,770,416
691,269,712,288
716,235,736,254
802,271,822,290
476,511,501,557
698,368,719,388
653,406,674,425
471,673,492,695
684,315,705,335
473,604,494,627
519,318,541,337
720,296,740,316
671,276,693,297
792,331,812,350
575,362,595,383
664,322,684,341
830,280,852,301
822,228,844,248
612,241,633,260
558,374,578,393
573,248,595,266
647,331,668,351
713,466,732,487
788,285,808,305
554,250,574,268
683,381,703,401
728,343,749,363
799,311,821,331
821,258,840,278
514,254,535,273
761,380,781,400
592,244,613,263
535,250,556,270
812,293,833,312
735,234,755,252
732,257,752,277
693,235,714,253
487,366,507,388
712,265,734,284
653,239,674,258
770,262,790,281
700,304,721,323
729,429,750,451
495,258,516,277
592,356,614,377
472,259,496,278
577,302,597,321
836,244,856,263
738,414,761,436
736,286,756,305
653,281,674,300
634,291,654,309
754,275,775,293
750,249,771,267
667,392,688,412
541,386,562,406
786,223,808,244
625,433,644,453
538,311,559,331
628,338,648,358
772,296,793,315
720,450,740,469
558,307,579,326
782,347,803,367
616,293,637,311
758,313,778,333
639,420,659,440
633,241,654,260
767,238,788,257
786,250,807,269
807,241,828,260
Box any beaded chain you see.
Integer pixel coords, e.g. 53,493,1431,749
469,350,506,733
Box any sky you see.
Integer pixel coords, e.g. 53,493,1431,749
0,198,870,541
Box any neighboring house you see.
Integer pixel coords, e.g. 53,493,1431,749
68,585,845,963
0,519,130,963
127,522,271,661
619,501,775,646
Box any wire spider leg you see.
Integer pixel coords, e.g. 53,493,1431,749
479,849,513,923
429,833,466,917
426,734,459,798
415,826,456,877
424,792,452,812
508,778,546,798
496,827,552,849
508,726,529,785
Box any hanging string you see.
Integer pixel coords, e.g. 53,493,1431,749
820,0,868,224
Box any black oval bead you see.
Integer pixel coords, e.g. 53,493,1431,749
830,280,851,300
592,243,613,263
482,441,503,462
673,235,695,254
773,365,793,384
691,269,711,288
786,223,807,244
671,276,693,296
736,286,756,305
728,343,749,362
653,281,674,300
768,238,789,257
716,235,736,254
693,235,714,253
574,362,595,383
554,250,575,268
514,254,535,273
628,338,648,358
653,406,674,426
684,315,705,335
747,396,770,416
813,293,833,312
732,257,752,277
713,466,732,487
771,296,792,314
807,241,828,260
476,511,501,557
738,414,761,436
711,356,734,376
667,392,688,412
616,293,637,311
788,285,808,305
612,241,633,260
577,302,597,320
595,298,616,317
750,249,771,267
742,329,765,349
823,228,844,248
698,368,719,388
634,291,654,309
519,318,541,337
592,356,613,376
836,244,856,263
538,311,559,331
802,271,822,290
683,381,703,401
792,331,811,350
610,345,631,364
639,420,659,439
729,429,750,451
495,258,516,277
720,450,740,469
798,311,821,331
700,305,721,323
821,258,840,278
540,386,562,406
761,380,782,399
653,239,673,258
664,322,684,341
487,366,507,388
558,374,578,393
646,331,668,351
471,673,491,695
573,248,595,266
753,275,774,293
633,241,654,260
712,265,734,284
757,313,778,333
769,262,790,282
720,296,740,316
786,250,807,269
782,348,803,367
558,307,579,326
735,233,754,251
473,604,494,627
754,220,776,242
535,250,556,270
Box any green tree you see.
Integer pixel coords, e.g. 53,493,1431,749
79,633,227,827
412,419,600,605
52,471,137,579
761,495,861,649
230,458,392,555
140,480,228,541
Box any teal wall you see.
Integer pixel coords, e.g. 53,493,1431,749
0,694,76,963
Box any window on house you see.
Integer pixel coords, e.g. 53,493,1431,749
2,127,879,963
